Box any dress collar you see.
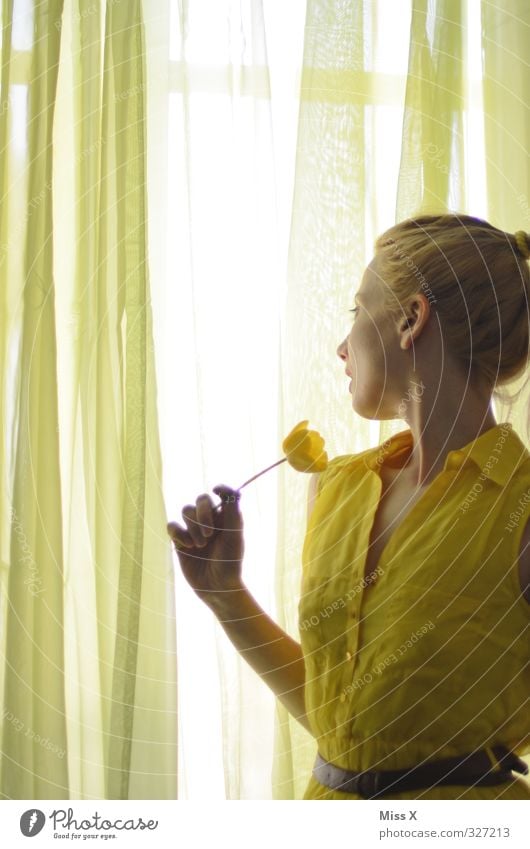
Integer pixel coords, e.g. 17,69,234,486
363,422,529,487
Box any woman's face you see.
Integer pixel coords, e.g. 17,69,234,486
337,257,409,420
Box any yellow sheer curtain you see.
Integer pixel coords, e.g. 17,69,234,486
0,0,177,799
159,0,306,800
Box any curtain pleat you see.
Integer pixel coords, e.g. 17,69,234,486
480,0,530,504
1,0,177,800
274,0,369,799
103,0,149,801
170,0,282,801
397,0,466,217
1,0,68,799
481,1,530,230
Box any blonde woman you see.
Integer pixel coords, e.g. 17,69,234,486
168,214,530,800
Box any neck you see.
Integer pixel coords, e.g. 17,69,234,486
398,375,497,488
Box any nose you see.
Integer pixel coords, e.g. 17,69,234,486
337,337,353,377
337,337,348,361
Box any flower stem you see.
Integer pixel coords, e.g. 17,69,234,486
237,457,287,490
212,457,287,511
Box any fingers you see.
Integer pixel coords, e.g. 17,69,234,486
212,484,242,531
166,521,194,549
195,494,215,537
167,485,241,549
181,504,210,547
212,484,241,504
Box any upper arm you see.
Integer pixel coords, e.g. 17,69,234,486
517,518,530,605
306,473,321,525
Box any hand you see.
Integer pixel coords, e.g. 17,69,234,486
167,484,245,608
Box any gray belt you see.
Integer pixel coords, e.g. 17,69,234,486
312,745,528,798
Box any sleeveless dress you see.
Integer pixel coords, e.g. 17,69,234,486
299,422,530,799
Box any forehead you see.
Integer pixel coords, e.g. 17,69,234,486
356,257,379,301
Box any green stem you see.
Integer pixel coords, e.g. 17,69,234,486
237,457,287,490
213,457,287,511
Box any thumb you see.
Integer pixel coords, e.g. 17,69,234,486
212,484,243,531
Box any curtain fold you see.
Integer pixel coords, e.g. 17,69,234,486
101,0,149,800
167,0,284,801
1,0,68,800
1,0,177,800
397,0,466,216
481,0,530,230
480,0,530,476
274,0,369,800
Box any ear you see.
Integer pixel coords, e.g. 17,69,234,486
398,293,431,350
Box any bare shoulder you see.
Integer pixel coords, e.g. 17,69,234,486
517,517,530,605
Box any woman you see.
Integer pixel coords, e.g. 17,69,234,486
167,214,530,799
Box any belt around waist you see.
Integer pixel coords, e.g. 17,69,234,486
312,745,529,799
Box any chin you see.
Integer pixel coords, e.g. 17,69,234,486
351,394,379,420
351,392,398,422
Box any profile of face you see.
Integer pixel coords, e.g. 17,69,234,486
336,256,424,421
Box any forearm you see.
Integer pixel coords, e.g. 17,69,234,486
206,586,312,735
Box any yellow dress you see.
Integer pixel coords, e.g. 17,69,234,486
299,421,530,799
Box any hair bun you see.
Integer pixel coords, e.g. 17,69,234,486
514,230,530,259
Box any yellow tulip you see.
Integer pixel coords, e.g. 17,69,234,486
211,420,328,512
281,420,328,472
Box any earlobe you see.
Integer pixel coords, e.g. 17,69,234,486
399,317,414,349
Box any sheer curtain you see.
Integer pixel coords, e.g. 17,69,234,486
159,0,307,800
1,0,529,802
0,0,177,800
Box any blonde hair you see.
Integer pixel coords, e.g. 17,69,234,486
374,213,530,410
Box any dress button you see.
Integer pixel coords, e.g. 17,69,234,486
339,692,346,703
449,451,464,469
346,651,353,661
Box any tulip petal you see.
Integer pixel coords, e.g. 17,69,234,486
282,420,329,473
282,420,309,454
